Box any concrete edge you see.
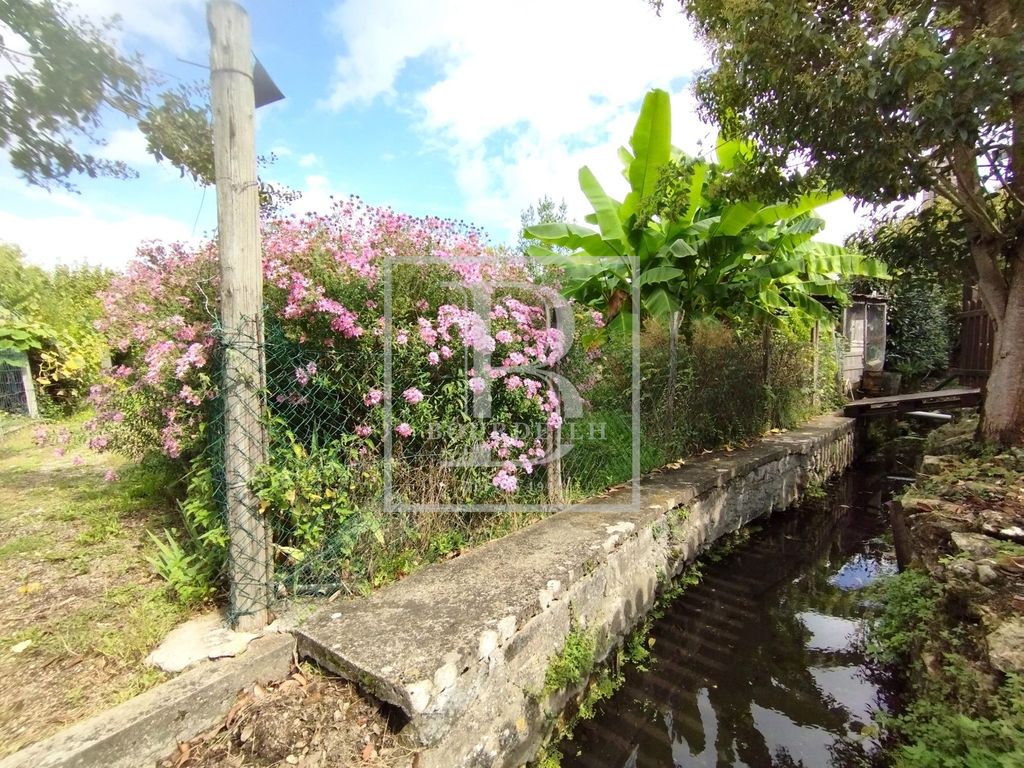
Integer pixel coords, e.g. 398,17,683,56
294,415,856,765
0,633,296,768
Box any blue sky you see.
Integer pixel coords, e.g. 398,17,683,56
1,0,867,271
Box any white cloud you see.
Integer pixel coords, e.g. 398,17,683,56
0,210,195,271
298,153,320,168
68,0,205,58
325,0,712,241
95,127,158,168
289,174,346,215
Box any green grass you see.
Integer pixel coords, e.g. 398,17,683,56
0,416,194,757
0,532,52,561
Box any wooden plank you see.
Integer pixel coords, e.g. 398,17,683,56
842,387,981,417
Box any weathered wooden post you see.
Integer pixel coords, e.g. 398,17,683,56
209,0,272,631
812,320,821,410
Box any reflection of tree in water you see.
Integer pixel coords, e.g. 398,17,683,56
566,464,895,768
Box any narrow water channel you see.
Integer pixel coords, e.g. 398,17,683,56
564,451,914,768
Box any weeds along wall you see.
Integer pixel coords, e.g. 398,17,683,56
83,199,841,612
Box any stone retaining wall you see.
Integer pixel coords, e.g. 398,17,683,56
297,415,856,768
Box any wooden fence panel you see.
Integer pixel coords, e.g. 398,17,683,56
952,293,995,388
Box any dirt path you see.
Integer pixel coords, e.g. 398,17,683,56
0,418,193,757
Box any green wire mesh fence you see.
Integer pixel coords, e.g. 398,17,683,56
208,305,838,621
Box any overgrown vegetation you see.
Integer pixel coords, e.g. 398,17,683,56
79,162,844,603
0,243,112,412
849,210,964,386
864,571,1024,767
543,626,597,696
667,0,1024,446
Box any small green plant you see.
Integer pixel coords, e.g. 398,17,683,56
622,618,655,671
146,531,217,606
802,478,828,501
147,457,227,605
428,530,466,561
860,567,1024,767
543,627,596,696
865,569,939,666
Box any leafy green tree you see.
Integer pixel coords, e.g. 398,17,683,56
526,89,884,430
0,242,111,405
1,1,300,219
0,0,143,188
0,0,213,189
0,243,46,314
849,205,966,382
518,195,569,256
525,90,884,335
662,0,1024,445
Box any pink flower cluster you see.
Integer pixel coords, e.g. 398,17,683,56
486,431,546,493
84,195,591,498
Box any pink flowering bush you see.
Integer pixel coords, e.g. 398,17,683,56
86,198,605,587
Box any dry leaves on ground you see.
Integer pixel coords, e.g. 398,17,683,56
160,667,415,768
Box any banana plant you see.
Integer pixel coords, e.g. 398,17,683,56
524,89,888,335
524,88,690,334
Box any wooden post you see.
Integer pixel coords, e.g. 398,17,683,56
209,0,272,631
811,320,820,410
885,500,914,571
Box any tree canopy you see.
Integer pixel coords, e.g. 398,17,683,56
0,0,210,189
525,89,886,335
664,0,1024,444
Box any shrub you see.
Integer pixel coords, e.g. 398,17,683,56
864,571,1024,767
86,197,837,598
86,200,607,589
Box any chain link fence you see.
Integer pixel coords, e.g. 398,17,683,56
207,297,838,622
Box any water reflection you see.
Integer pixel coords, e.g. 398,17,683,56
564,464,902,768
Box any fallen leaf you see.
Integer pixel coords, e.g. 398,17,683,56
285,755,299,765
17,583,42,596
239,725,253,743
361,743,377,761
225,692,252,726
172,741,190,768
10,640,32,654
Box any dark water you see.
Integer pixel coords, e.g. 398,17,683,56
564,457,909,768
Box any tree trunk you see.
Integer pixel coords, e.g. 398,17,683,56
980,252,1024,446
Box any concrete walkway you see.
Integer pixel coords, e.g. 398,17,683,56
297,415,855,767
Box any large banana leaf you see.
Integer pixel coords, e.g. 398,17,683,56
578,167,627,248
637,266,685,287
623,89,671,213
524,222,622,258
750,190,842,227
